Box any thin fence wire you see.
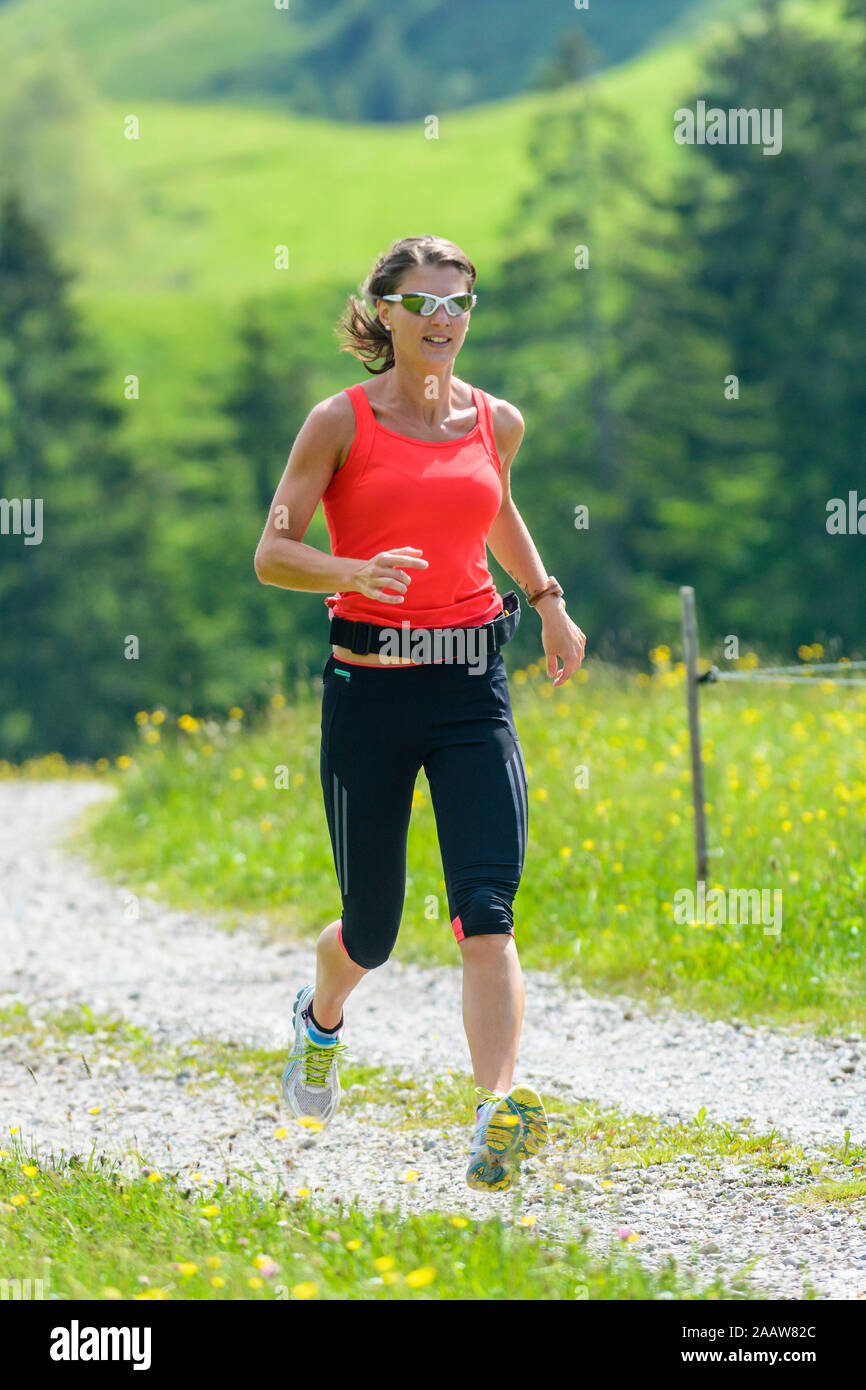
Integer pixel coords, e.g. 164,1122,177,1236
709,673,866,687
701,660,866,688
746,661,866,674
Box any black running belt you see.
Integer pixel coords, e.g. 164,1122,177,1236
328,590,522,657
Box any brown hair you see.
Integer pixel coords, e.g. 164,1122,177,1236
335,234,476,374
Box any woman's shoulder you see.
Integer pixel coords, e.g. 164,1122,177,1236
311,385,362,422
301,389,361,470
470,385,525,456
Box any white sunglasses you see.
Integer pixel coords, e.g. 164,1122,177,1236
378,291,477,316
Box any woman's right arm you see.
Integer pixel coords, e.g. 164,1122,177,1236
253,394,428,602
253,394,359,593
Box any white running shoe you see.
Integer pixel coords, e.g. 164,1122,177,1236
281,984,349,1127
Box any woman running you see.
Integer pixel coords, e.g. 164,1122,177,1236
254,234,586,1191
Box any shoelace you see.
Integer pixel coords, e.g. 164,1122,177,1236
471,1086,510,1176
286,1039,351,1086
476,1084,545,1121
474,1085,505,1108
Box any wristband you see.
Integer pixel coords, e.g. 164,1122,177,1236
527,576,564,608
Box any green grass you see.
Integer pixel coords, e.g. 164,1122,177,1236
793,1178,866,1207
2,1009,770,1305
65,652,866,1031
0,1139,759,1301
5,1000,856,1301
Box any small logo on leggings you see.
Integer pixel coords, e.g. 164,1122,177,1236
334,666,351,682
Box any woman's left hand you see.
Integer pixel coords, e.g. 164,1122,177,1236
540,603,587,687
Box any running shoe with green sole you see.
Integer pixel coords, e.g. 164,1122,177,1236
466,1083,549,1192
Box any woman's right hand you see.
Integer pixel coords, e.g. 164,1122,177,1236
349,547,428,603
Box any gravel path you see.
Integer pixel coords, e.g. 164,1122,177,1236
1,780,864,1299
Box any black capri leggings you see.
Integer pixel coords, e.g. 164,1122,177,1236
319,649,529,969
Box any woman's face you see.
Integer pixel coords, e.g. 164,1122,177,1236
377,263,473,368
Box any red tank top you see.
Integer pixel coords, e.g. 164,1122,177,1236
321,382,505,628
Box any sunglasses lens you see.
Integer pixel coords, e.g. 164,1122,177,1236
397,293,475,315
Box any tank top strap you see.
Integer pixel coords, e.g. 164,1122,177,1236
343,383,378,468
470,385,501,474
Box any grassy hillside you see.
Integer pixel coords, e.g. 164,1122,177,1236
47,35,703,458
1,0,771,456
0,0,748,119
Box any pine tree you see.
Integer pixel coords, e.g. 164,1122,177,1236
0,189,160,758
466,79,771,662
689,0,866,653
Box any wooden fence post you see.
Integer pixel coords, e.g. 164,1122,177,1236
681,586,708,887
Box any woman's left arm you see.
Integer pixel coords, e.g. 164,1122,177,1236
485,398,587,688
